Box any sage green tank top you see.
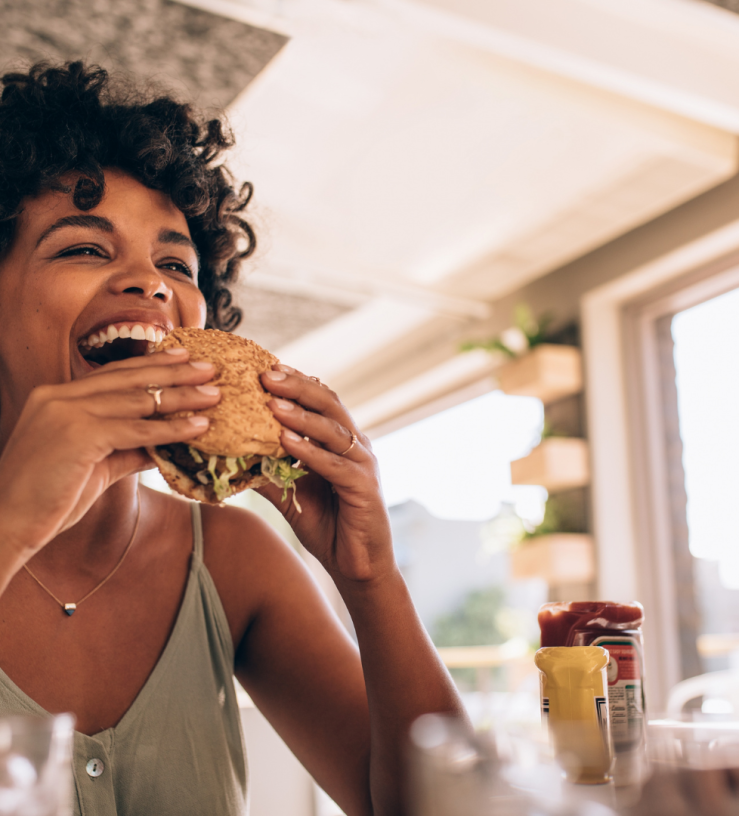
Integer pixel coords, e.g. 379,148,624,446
0,503,248,816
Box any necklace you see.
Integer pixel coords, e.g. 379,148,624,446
23,489,142,616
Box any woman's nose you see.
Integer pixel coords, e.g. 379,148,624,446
109,264,173,303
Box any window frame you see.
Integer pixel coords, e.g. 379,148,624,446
582,220,739,711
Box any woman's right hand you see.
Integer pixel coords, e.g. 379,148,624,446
0,348,220,573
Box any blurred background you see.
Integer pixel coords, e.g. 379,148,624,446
5,0,739,812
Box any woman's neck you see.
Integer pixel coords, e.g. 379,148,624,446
27,477,142,581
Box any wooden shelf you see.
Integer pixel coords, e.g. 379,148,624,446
510,534,595,585
511,437,589,492
496,344,582,405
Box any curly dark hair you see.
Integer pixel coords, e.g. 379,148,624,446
0,60,255,331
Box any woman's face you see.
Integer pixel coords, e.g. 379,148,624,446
0,169,206,418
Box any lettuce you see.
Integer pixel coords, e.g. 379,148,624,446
208,455,234,502
194,448,307,507
261,456,308,512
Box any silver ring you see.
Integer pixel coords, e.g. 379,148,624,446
145,384,164,413
339,432,358,457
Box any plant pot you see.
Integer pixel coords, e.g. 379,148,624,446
511,437,589,491
510,534,595,584
496,344,582,404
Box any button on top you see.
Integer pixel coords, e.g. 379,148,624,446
86,758,104,778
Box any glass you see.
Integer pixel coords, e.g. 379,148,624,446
0,714,74,816
408,714,739,815
407,714,619,816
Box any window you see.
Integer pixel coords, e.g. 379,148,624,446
618,255,739,706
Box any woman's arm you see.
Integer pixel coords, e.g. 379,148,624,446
0,349,220,593
215,506,462,816
336,568,465,815
227,365,466,816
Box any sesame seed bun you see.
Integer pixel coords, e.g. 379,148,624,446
145,327,287,503
153,327,286,458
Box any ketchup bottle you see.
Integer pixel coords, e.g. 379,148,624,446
538,601,646,784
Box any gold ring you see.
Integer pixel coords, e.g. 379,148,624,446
145,384,164,413
339,432,358,457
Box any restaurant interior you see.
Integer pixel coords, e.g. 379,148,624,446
5,0,739,813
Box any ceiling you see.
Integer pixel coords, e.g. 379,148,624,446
5,0,739,435
199,0,739,433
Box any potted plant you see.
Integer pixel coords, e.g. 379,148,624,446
463,304,582,404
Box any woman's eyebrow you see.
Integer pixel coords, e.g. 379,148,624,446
158,229,200,264
35,214,114,248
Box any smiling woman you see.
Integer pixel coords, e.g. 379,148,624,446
0,61,253,333
0,61,465,816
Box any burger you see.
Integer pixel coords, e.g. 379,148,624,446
146,327,306,506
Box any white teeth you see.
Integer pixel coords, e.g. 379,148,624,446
81,323,165,350
147,342,156,353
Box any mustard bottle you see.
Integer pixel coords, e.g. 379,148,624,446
534,646,613,785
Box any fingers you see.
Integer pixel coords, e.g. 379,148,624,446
261,366,357,432
79,356,216,394
83,347,191,376
76,383,220,419
105,449,155,483
269,398,362,458
96,415,210,454
279,428,367,490
37,351,214,405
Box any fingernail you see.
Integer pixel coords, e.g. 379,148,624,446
276,364,295,374
263,370,286,381
188,416,209,429
273,399,294,411
196,385,220,396
164,347,188,356
283,429,302,442
190,361,214,370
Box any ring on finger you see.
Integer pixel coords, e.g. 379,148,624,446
145,384,164,414
339,432,358,457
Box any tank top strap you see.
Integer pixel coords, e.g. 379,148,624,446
189,501,204,563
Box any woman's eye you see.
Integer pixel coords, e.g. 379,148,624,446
58,245,104,258
161,260,194,278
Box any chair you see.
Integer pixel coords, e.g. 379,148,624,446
666,670,739,717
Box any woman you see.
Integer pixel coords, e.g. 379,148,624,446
0,62,464,814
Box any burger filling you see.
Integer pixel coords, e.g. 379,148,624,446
156,443,307,508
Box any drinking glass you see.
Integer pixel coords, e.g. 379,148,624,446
0,714,74,816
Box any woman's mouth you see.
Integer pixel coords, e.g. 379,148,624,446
78,322,169,368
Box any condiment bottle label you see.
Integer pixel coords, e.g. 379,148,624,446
591,635,645,750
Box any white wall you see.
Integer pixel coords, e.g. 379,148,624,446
240,706,315,816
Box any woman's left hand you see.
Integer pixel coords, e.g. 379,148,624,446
258,364,394,584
